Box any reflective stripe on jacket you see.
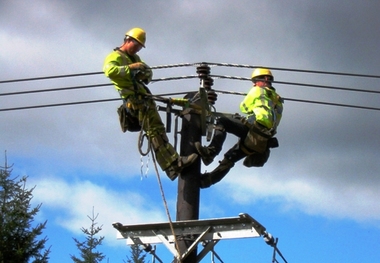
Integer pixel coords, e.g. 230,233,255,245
240,85,283,130
102,49,146,98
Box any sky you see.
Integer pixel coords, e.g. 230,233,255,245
1,0,380,262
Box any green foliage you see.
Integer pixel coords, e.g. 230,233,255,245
124,244,147,263
70,208,106,263
0,157,50,263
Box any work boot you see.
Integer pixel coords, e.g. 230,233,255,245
195,142,216,166
199,158,235,188
165,153,198,181
243,149,270,168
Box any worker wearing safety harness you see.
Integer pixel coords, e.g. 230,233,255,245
103,28,198,180
195,68,284,188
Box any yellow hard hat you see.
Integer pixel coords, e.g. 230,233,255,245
251,68,273,81
125,28,146,47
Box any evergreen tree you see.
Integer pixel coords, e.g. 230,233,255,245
124,244,147,263
71,208,105,263
0,156,50,263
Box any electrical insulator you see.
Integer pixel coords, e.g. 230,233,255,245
141,243,152,252
203,76,214,90
263,232,275,246
196,64,211,79
207,89,217,105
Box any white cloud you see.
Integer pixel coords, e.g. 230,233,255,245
222,168,380,224
30,176,167,246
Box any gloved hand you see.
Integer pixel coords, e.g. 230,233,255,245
128,62,146,70
135,67,153,84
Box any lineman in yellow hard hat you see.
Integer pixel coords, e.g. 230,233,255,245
103,28,198,180
125,27,146,47
195,68,284,188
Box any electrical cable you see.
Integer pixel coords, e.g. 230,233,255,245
1,92,380,112
0,83,113,96
1,63,380,112
284,97,380,111
204,62,380,79
1,61,380,84
0,72,102,84
209,74,380,94
2,75,379,98
212,89,380,111
0,63,197,84
1,84,380,112
0,98,119,112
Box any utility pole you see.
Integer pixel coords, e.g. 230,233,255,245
176,64,212,263
176,95,201,263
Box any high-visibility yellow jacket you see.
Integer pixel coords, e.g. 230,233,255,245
103,49,147,98
240,85,283,131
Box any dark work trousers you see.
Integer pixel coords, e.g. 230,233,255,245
210,116,249,163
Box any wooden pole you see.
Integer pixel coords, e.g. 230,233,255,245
176,64,211,263
176,92,201,263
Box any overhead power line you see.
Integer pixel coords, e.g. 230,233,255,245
213,90,380,112
284,98,380,111
0,83,112,96
206,62,380,79
0,98,119,112
1,75,380,97
1,62,379,112
0,72,102,84
209,75,380,95
1,62,380,84
1,92,380,112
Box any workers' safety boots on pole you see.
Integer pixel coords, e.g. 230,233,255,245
195,142,234,188
165,153,198,181
195,142,246,188
199,158,235,188
195,142,217,166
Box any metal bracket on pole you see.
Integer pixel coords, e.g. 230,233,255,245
152,231,179,257
197,239,220,262
112,213,284,263
199,86,210,136
179,226,211,261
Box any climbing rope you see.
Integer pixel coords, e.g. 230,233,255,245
149,143,182,263
134,101,182,261
137,111,149,178
138,120,150,157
